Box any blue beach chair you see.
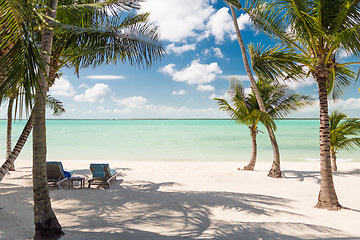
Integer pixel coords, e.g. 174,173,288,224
88,164,117,188
46,161,74,188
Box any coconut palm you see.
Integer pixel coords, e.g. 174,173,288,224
215,80,274,171
228,0,360,210
215,79,310,170
0,0,165,180
329,110,360,172
1,0,164,237
226,3,282,178
0,94,65,181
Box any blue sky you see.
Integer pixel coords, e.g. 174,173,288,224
4,0,360,119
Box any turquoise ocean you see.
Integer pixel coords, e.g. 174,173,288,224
1,119,359,162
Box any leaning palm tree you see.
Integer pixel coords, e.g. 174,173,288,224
229,0,360,210
1,0,164,237
0,94,66,181
329,110,360,172
215,79,310,170
215,80,275,171
225,2,282,178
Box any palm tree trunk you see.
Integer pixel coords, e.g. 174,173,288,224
7,97,15,171
0,113,33,182
243,126,257,170
331,149,337,172
230,5,281,178
315,76,341,210
33,0,63,238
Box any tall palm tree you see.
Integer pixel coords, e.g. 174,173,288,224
329,110,360,172
0,0,164,181
1,0,164,237
226,3,282,178
230,0,360,210
215,79,310,170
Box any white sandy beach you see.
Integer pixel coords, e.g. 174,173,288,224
1,160,360,240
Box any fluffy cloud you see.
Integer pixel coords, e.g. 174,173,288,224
197,84,215,92
172,90,187,95
49,76,75,97
219,74,250,81
204,47,224,58
140,0,215,42
159,60,223,86
281,76,316,90
291,98,360,118
74,83,112,103
113,96,147,108
85,75,125,80
205,7,234,43
205,7,251,43
166,43,197,55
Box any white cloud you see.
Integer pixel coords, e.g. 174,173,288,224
330,98,360,110
197,84,215,92
219,74,250,81
166,43,197,55
281,76,316,90
244,87,252,95
113,96,147,108
172,90,187,96
205,7,234,43
339,50,353,59
74,83,112,103
140,0,215,42
85,75,125,80
49,76,75,97
79,84,88,88
291,98,360,118
159,60,223,85
98,106,111,113
205,7,251,43
210,91,231,100
204,47,224,58
212,47,224,59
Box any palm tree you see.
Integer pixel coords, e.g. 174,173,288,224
329,110,360,172
0,95,65,182
215,79,310,170
229,0,360,210
1,0,164,237
226,3,282,178
215,80,275,170
0,0,165,181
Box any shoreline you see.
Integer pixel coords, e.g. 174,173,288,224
1,160,360,239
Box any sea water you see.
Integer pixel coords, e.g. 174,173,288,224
0,119,359,162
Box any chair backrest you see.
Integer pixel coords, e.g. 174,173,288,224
90,164,110,179
46,161,65,180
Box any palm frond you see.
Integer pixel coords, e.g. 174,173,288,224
52,13,164,71
329,110,360,152
248,43,308,82
0,0,46,107
46,95,65,116
327,65,355,99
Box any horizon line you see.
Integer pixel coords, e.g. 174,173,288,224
0,118,324,121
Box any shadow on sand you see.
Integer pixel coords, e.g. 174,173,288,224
1,166,359,240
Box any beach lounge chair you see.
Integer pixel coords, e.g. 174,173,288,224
88,164,117,188
46,161,74,188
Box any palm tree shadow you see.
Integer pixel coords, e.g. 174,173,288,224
282,170,321,183
283,168,360,184
45,171,358,240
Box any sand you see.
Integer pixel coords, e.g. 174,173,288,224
1,160,360,240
